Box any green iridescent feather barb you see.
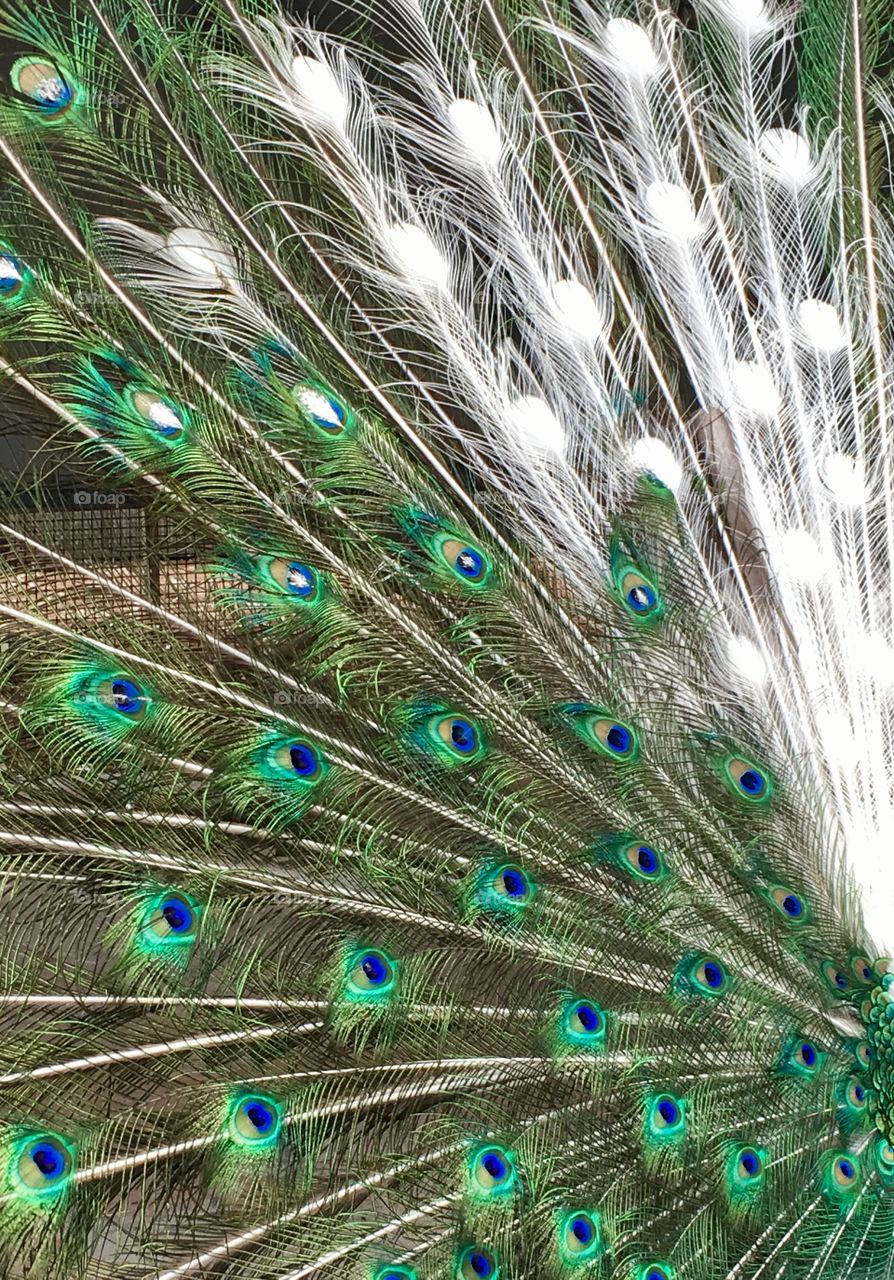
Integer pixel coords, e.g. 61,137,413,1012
1,0,894,1274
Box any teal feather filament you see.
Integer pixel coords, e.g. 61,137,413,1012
7,1132,75,1203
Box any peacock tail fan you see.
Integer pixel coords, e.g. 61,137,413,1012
0,0,892,1276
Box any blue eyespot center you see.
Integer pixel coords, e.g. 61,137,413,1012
838,1158,855,1180
637,846,658,873
606,724,631,753
31,1143,64,1179
482,1152,506,1180
289,743,317,775
361,953,388,985
575,1002,600,1032
658,1099,679,1125
245,1101,274,1133
782,894,802,917
161,898,193,933
469,1254,492,1278
801,1042,816,1067
502,868,526,897
111,677,144,715
627,583,656,613
285,562,315,597
704,962,723,989
835,972,848,989
740,1150,761,1177
854,1084,865,1103
0,253,22,293
571,1216,593,1244
451,719,478,753
455,547,484,579
738,769,764,795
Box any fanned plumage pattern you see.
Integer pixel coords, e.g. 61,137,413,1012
0,0,893,1276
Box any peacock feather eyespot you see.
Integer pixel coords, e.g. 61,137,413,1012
10,1132,75,1200
821,959,850,995
125,386,188,443
725,1144,766,1207
625,842,664,880
675,952,729,999
724,756,770,803
849,953,875,985
557,703,640,762
472,860,534,916
424,712,487,764
227,1093,283,1148
263,557,321,601
610,536,663,622
456,1246,498,1279
77,671,152,728
10,56,77,120
852,1040,872,1069
345,947,398,1000
373,1268,417,1280
821,1151,861,1200
557,1209,603,1263
769,885,809,923
637,1266,674,1280
140,891,200,950
560,995,607,1050
271,738,327,784
0,245,28,303
840,1076,869,1117
645,1092,686,1144
440,538,490,587
468,1143,517,1198
779,1035,824,1079
293,381,352,434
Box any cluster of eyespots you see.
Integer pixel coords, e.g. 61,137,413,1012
345,947,397,1001
11,56,76,119
293,382,351,434
675,952,729,1000
468,1144,517,1199
10,1133,75,1200
139,891,199,952
557,1209,602,1264
125,386,188,443
457,1245,498,1279
227,1093,282,1148
558,704,640,762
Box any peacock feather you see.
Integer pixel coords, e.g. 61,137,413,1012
0,0,893,1276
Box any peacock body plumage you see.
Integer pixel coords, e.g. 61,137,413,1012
0,0,893,1276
